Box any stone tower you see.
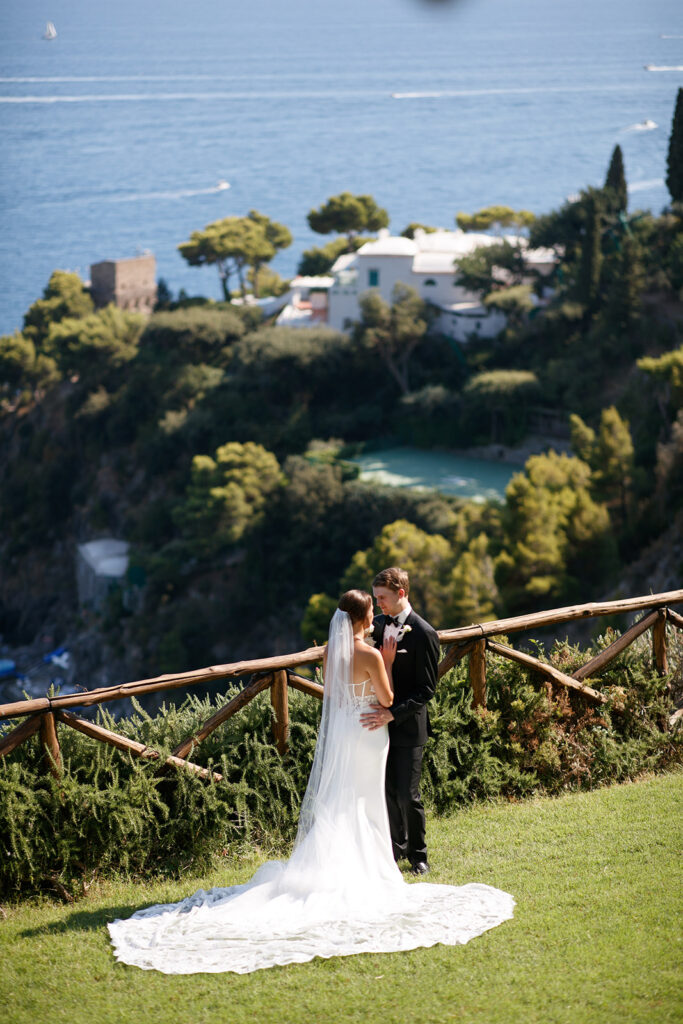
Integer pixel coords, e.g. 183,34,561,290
90,253,157,313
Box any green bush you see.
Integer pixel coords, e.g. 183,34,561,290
0,629,680,901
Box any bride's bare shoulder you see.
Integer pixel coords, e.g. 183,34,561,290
354,642,382,667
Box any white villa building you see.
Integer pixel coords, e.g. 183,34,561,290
270,229,556,338
325,228,555,341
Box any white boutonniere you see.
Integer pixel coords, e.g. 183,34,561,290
391,623,411,653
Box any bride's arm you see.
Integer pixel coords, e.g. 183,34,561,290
368,646,394,707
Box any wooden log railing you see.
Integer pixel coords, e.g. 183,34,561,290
0,588,681,779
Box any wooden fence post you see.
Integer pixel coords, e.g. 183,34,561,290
652,609,668,678
40,712,61,778
271,670,289,755
469,639,487,709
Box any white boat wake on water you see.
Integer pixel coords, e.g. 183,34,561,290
0,83,640,105
644,64,683,71
628,178,665,193
37,182,230,207
390,84,630,100
108,182,230,203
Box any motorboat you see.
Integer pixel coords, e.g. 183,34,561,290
628,119,658,131
216,180,231,191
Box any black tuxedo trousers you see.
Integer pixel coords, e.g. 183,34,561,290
372,611,440,864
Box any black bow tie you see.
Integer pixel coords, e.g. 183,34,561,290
386,616,401,627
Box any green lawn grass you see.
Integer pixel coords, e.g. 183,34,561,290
2,771,681,1024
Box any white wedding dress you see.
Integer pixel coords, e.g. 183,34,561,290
108,611,514,974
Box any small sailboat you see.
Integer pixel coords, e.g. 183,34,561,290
43,21,57,40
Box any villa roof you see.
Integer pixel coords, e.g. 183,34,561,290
331,252,357,273
356,235,418,257
329,230,557,279
290,275,335,289
412,251,457,274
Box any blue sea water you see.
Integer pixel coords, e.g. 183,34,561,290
0,0,681,333
350,446,523,501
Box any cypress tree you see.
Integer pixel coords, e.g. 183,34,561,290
666,87,683,203
604,235,644,333
604,144,628,213
577,191,603,308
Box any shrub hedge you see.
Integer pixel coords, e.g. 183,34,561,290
1,627,680,901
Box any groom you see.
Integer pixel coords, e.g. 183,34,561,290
360,567,440,875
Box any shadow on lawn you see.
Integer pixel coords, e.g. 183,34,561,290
20,902,151,937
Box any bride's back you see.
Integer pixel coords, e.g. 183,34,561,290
349,640,391,705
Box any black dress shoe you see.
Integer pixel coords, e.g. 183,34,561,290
410,861,430,875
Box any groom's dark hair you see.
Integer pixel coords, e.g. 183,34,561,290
372,567,409,595
338,589,373,624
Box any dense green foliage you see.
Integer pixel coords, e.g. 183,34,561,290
1,627,679,900
1,118,682,680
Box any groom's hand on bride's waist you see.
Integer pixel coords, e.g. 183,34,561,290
359,704,394,730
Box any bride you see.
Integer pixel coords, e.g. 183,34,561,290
108,590,514,974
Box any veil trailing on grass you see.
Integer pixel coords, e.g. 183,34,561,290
108,609,515,974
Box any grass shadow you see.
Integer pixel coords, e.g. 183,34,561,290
20,902,151,938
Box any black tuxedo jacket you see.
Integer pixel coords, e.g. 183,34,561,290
372,610,440,747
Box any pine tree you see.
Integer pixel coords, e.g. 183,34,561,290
449,534,499,624
595,406,634,518
666,87,683,203
569,413,596,464
604,144,628,213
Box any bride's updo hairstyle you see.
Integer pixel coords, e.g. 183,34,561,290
338,589,373,624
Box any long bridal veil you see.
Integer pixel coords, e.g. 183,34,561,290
293,607,355,850
108,609,515,974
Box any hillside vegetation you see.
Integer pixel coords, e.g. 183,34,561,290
1,154,682,687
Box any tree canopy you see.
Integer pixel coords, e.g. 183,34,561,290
44,305,144,383
297,237,366,277
455,240,526,297
353,284,430,396
455,205,535,234
463,370,539,443
174,441,283,556
307,192,389,241
497,451,615,605
401,223,437,239
570,407,634,515
483,284,535,329
638,344,683,411
178,211,291,301
340,518,456,627
23,270,94,347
